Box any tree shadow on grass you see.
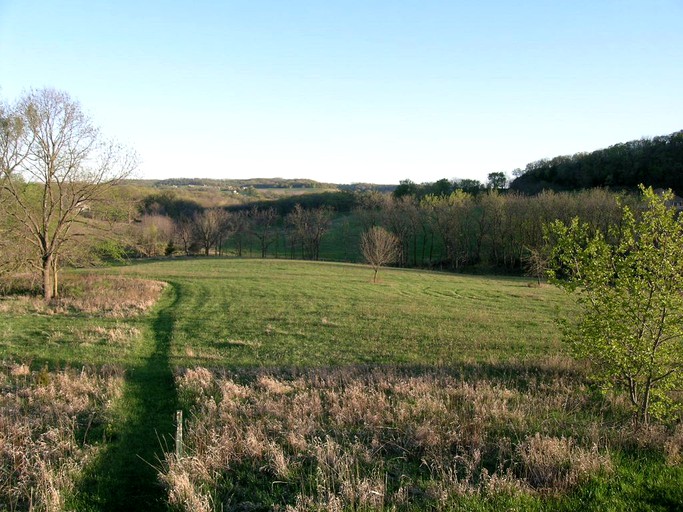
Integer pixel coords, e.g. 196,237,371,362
72,284,180,511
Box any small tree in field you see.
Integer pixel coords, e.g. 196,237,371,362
523,245,550,285
547,186,683,425
360,226,399,283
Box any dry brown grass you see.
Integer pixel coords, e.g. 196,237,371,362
161,360,622,511
516,433,610,492
665,424,683,465
0,362,124,511
0,274,165,317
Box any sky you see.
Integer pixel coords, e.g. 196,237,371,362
1,1,682,185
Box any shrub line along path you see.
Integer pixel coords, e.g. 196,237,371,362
73,284,180,511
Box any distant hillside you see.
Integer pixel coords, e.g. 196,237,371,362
126,177,339,190
510,130,683,194
125,178,397,199
338,183,397,193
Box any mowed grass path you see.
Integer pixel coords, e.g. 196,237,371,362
115,258,571,368
71,287,179,511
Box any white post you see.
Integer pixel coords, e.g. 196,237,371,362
175,410,183,459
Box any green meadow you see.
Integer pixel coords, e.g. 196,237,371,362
115,258,568,367
2,258,682,511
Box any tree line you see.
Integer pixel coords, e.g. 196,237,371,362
353,187,630,272
392,172,508,200
126,186,634,276
130,204,335,262
510,130,683,194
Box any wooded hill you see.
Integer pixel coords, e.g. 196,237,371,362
510,130,683,194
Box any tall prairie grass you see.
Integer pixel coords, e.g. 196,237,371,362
0,363,124,511
158,358,660,511
0,274,165,317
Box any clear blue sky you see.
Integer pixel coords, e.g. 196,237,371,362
1,1,682,184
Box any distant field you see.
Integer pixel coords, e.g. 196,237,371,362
254,186,340,197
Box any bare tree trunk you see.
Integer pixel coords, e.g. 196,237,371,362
51,256,59,299
42,253,53,301
429,231,434,263
639,378,652,425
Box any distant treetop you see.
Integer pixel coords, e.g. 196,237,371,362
392,178,486,200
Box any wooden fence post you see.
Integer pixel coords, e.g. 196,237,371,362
175,410,183,459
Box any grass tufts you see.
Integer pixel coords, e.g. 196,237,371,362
0,363,124,511
0,274,165,318
160,363,622,510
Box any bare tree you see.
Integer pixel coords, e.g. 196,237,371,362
286,204,333,260
174,215,196,256
251,207,277,258
232,210,250,257
215,210,234,256
522,246,550,285
193,208,230,256
0,88,136,300
360,226,399,283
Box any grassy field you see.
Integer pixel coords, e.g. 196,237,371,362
1,258,682,510
110,258,568,368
